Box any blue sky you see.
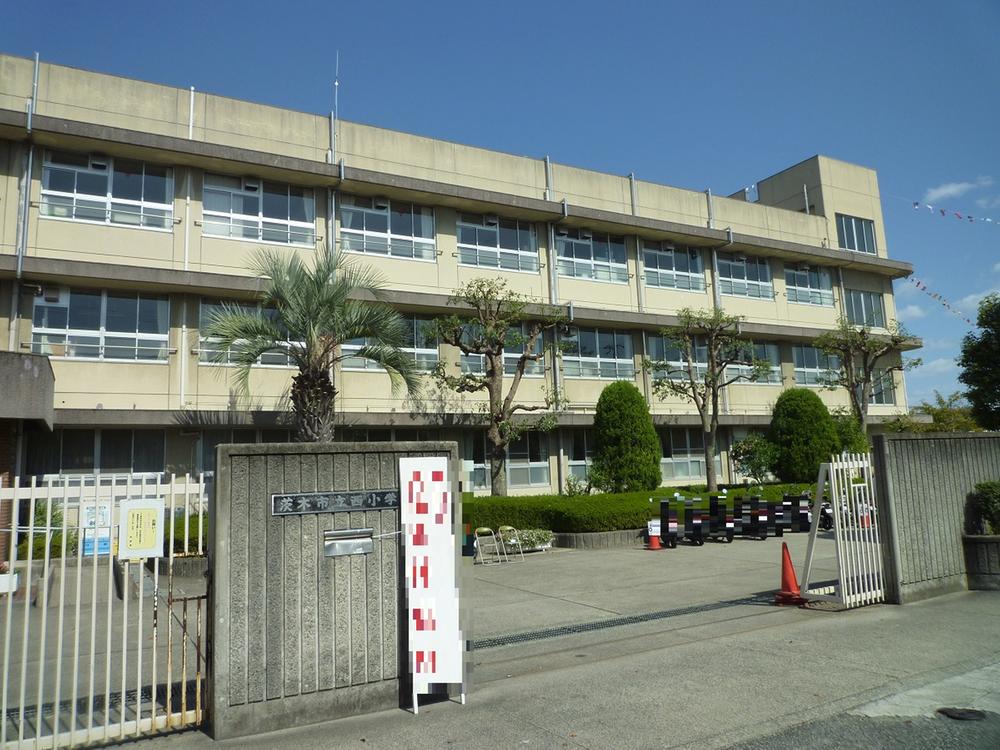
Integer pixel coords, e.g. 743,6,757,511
3,0,997,407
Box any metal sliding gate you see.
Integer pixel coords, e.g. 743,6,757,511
0,474,209,748
802,453,886,608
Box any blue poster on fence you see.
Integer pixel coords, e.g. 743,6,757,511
81,502,112,556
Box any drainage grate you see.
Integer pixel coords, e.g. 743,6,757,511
471,593,776,650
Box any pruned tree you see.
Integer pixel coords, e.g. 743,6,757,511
432,278,564,496
647,307,772,493
813,317,919,433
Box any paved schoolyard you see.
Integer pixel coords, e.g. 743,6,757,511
464,530,839,640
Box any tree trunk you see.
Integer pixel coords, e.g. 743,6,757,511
488,444,507,497
291,368,337,442
704,428,719,493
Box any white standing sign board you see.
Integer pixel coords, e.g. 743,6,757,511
399,456,464,713
117,498,166,559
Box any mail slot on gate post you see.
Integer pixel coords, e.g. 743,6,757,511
323,528,374,557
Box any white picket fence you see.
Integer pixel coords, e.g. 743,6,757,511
0,474,211,749
801,453,886,608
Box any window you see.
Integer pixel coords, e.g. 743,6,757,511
465,432,489,491
836,214,877,254
200,428,292,474
23,427,165,477
32,288,169,361
646,334,708,381
717,253,773,299
870,370,896,406
342,315,438,371
643,242,705,291
41,151,173,229
460,323,544,377
793,345,840,386
340,195,435,260
568,429,595,481
727,342,782,384
562,328,634,379
198,300,294,366
457,213,538,272
785,265,834,306
660,428,720,481
556,229,628,283
507,432,550,487
203,175,315,245
845,289,887,328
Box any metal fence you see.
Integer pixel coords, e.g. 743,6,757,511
0,474,209,748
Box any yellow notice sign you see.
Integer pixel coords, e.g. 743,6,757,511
127,509,159,550
117,499,165,559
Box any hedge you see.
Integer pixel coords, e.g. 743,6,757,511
462,483,812,533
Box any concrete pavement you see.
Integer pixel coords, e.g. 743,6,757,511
128,584,1000,749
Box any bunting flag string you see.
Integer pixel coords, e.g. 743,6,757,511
910,200,999,227
906,277,975,326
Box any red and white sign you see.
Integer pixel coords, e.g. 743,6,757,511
400,457,464,708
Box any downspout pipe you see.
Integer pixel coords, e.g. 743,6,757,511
712,228,735,418
546,220,564,492
10,53,39,352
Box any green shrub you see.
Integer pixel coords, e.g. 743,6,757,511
973,481,1000,534
730,433,777,485
171,514,209,554
16,502,77,559
590,382,661,493
463,482,812,533
831,408,870,453
769,389,839,483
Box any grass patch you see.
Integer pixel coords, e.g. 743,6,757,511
462,483,812,533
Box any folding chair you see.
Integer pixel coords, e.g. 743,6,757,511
474,527,505,565
498,525,525,562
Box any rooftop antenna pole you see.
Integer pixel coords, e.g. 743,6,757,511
329,50,340,165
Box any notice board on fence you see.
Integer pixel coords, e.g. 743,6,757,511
400,456,464,709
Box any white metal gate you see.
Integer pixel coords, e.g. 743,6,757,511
0,474,209,748
801,453,886,608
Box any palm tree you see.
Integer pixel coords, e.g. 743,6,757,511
204,248,421,442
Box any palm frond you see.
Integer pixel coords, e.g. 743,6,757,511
348,343,422,395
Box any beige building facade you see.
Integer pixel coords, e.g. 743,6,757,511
0,54,916,494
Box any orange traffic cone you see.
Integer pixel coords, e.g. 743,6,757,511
647,532,662,551
775,542,807,605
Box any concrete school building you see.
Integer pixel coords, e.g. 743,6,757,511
0,53,917,495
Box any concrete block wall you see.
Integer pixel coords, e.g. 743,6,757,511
873,433,1000,604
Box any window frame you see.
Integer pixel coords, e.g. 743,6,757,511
460,323,545,377
456,213,539,273
793,345,841,386
784,265,834,306
642,242,706,292
836,214,877,255
562,327,635,380
556,229,629,284
197,299,297,368
203,174,316,247
31,288,170,363
568,429,595,481
717,253,774,299
341,314,439,372
339,194,436,262
646,333,709,381
869,369,896,405
660,427,721,482
845,289,887,328
23,427,166,478
40,151,174,231
506,431,550,488
727,342,783,384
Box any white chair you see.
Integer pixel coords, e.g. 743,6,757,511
498,525,525,562
474,527,505,565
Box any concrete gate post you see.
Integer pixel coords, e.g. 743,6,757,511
208,441,460,739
